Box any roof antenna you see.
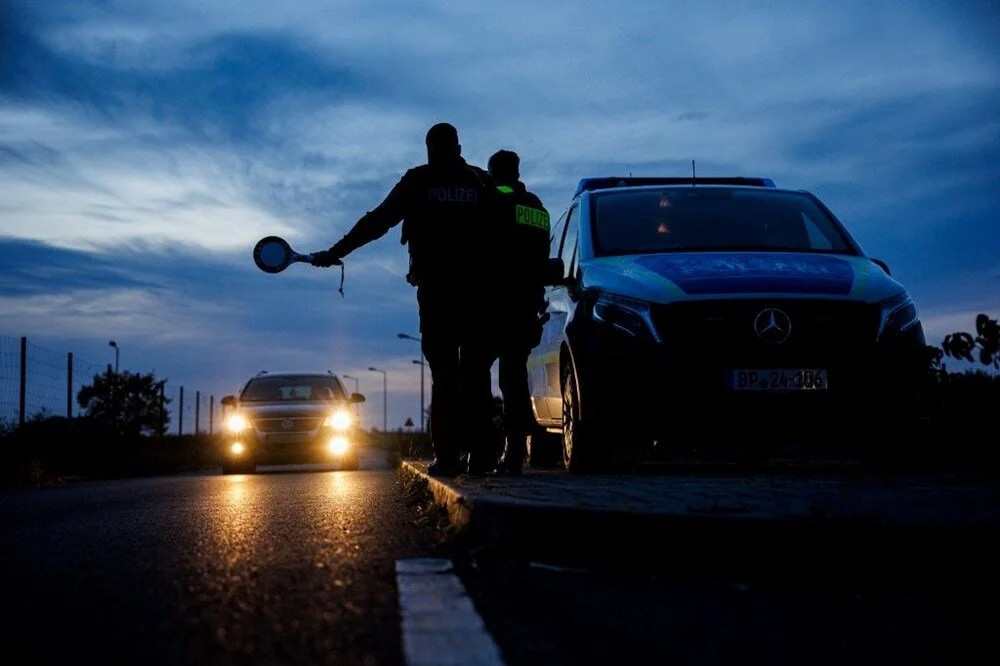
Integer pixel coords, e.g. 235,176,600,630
691,159,696,185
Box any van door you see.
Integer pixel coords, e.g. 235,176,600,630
529,204,578,425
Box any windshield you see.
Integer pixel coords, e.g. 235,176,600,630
240,376,345,402
591,187,854,256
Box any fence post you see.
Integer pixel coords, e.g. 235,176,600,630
209,395,214,435
195,390,200,435
67,352,73,418
178,386,184,436
106,363,113,426
159,382,166,435
19,336,26,427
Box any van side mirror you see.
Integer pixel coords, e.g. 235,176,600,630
543,258,566,286
871,258,890,275
220,395,237,407
350,392,366,404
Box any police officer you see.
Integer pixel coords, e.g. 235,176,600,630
310,123,495,477
485,150,550,475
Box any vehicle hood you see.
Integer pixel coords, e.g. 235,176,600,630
237,401,339,419
581,252,904,304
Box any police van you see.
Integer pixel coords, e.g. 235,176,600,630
527,177,925,470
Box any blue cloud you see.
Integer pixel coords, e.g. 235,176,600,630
0,238,162,295
1,0,997,430
2,22,359,144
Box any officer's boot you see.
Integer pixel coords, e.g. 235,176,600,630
498,435,526,476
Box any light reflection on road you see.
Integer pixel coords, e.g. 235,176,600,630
206,473,265,572
326,469,354,499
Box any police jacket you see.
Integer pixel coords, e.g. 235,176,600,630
494,181,549,312
329,157,494,286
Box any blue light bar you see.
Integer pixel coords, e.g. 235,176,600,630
574,177,776,197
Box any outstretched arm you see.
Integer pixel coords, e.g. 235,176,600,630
315,175,409,264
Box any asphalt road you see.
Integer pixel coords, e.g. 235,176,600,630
2,452,994,665
0,450,442,665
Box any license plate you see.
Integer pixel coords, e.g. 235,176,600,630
265,433,313,445
732,369,828,391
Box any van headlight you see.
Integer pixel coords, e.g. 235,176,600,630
878,292,920,339
324,410,352,431
226,415,249,432
592,293,660,342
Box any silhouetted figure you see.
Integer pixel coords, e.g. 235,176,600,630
485,150,550,475
311,123,495,477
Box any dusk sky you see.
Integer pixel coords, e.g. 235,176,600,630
1,1,997,430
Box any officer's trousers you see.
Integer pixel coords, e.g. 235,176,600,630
461,337,499,472
417,285,463,465
498,346,533,441
495,302,540,464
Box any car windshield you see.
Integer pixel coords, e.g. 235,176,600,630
240,376,345,402
591,187,854,256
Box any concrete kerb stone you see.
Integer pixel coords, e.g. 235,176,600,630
400,461,474,529
399,460,1000,568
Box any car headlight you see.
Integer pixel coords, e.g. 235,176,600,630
592,292,660,341
328,436,349,455
878,292,920,338
230,442,245,455
226,414,249,432
324,410,352,431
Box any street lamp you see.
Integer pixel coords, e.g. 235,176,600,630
367,367,387,433
411,360,426,434
342,374,360,394
108,340,119,374
397,333,425,433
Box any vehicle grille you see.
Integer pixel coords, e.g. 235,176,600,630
253,417,323,433
649,299,881,366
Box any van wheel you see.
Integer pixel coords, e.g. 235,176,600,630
561,362,606,473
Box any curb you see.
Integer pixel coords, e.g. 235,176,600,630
400,459,475,528
400,461,999,569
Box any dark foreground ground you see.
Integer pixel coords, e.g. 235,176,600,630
405,460,1000,665
460,552,994,666
2,448,997,665
0,450,441,665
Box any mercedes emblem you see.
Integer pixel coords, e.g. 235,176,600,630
753,308,792,344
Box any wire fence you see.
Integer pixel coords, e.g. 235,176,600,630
0,335,222,435
176,388,223,437
0,336,21,426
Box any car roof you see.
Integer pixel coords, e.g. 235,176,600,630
247,372,340,380
575,176,776,197
583,184,807,198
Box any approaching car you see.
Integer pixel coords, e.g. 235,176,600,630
527,177,926,470
219,372,366,473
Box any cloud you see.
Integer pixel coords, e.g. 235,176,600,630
1,288,230,342
0,236,424,427
1,0,998,429
0,238,163,297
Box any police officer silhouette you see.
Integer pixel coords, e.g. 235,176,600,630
311,123,496,477
484,150,550,475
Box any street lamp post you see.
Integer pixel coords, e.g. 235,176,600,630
367,367,387,434
341,373,361,428
397,333,425,433
342,374,360,394
411,360,425,434
108,340,119,374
